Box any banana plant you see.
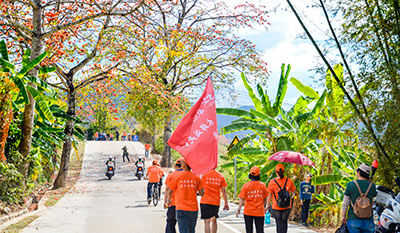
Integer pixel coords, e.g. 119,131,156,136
0,40,55,161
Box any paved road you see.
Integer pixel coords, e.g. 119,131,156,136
22,141,315,233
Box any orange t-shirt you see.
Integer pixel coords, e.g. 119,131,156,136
165,170,183,206
239,181,268,217
167,171,203,211
147,165,162,183
145,144,151,150
267,177,296,210
200,170,227,206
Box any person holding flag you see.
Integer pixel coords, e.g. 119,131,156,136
166,159,204,233
164,157,185,233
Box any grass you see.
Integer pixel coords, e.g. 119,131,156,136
2,215,40,233
44,142,85,207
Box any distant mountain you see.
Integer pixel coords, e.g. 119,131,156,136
217,105,254,141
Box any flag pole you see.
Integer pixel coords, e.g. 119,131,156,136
234,156,237,199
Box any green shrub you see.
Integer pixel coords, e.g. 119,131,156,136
0,162,24,204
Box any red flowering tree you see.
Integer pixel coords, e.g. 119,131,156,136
119,0,270,166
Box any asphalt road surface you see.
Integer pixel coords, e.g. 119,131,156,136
22,141,315,233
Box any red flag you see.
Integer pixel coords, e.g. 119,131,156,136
168,77,218,175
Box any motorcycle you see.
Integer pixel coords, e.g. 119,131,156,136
135,161,144,180
105,164,115,180
375,177,400,233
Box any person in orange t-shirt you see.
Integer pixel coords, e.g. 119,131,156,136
236,166,268,233
164,157,185,233
200,169,229,233
266,163,296,233
144,143,151,158
146,160,162,204
166,159,204,233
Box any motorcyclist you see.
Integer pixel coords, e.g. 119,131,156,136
135,156,145,169
105,156,115,168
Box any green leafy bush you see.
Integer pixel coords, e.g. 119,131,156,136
0,162,24,204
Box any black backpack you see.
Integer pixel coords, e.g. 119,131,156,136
273,178,291,208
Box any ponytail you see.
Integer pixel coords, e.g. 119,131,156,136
277,169,285,179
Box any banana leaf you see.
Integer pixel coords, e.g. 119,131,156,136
272,64,290,117
241,73,263,112
0,40,9,61
313,174,343,185
26,85,55,123
257,84,272,115
220,122,268,135
16,51,47,79
290,77,320,99
216,108,256,120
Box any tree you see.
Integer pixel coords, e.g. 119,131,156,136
120,0,269,167
334,0,400,182
0,0,143,175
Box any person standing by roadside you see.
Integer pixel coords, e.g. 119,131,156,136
115,129,119,141
341,164,377,233
109,133,114,141
146,160,163,204
166,159,204,233
145,143,151,158
122,131,127,141
200,169,230,233
266,163,296,233
164,158,185,233
300,173,315,227
94,131,99,141
236,166,268,233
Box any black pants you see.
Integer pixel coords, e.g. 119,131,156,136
123,153,130,162
301,199,310,224
166,206,176,233
272,209,291,233
244,214,264,233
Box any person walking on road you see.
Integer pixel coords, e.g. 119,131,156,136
236,166,268,233
266,163,296,233
300,173,315,227
341,163,377,233
145,143,151,158
146,160,163,204
200,169,229,233
122,146,130,162
164,158,185,233
166,159,204,233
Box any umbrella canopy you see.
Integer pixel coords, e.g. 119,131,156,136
268,151,315,166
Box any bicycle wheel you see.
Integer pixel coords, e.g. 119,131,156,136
153,186,159,206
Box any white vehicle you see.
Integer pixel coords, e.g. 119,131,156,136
376,178,400,233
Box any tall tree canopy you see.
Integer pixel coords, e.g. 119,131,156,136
120,0,270,166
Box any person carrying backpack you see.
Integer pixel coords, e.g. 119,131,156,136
266,163,296,233
341,163,377,233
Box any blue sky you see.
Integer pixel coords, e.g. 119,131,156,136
216,0,326,109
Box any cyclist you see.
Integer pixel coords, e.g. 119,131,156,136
146,160,163,204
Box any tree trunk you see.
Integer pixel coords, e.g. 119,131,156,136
160,116,172,167
53,81,76,189
0,93,12,161
151,133,156,154
19,0,42,185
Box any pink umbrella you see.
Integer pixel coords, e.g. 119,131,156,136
268,151,315,166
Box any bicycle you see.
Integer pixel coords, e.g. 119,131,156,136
152,183,159,206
